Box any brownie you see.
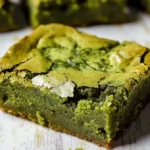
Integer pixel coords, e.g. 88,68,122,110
0,24,150,148
0,0,26,32
27,0,129,28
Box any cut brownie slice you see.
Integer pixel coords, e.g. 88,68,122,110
0,24,150,148
27,0,129,28
0,0,26,32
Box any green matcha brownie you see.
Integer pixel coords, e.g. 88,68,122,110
28,0,129,28
0,24,150,148
0,0,26,32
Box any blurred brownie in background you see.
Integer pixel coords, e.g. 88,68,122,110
27,0,129,28
0,0,27,32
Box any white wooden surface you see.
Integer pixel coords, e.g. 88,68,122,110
0,13,150,150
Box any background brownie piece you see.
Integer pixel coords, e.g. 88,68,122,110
0,0,26,32
27,0,129,28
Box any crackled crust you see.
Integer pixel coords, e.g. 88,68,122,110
0,23,118,72
1,24,149,74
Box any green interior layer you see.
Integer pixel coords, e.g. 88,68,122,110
28,0,128,28
0,67,150,145
0,24,150,146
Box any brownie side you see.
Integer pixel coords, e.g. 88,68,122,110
0,64,150,148
28,0,129,28
0,70,111,146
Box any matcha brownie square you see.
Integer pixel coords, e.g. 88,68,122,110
0,0,26,32
28,0,129,28
0,24,150,148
